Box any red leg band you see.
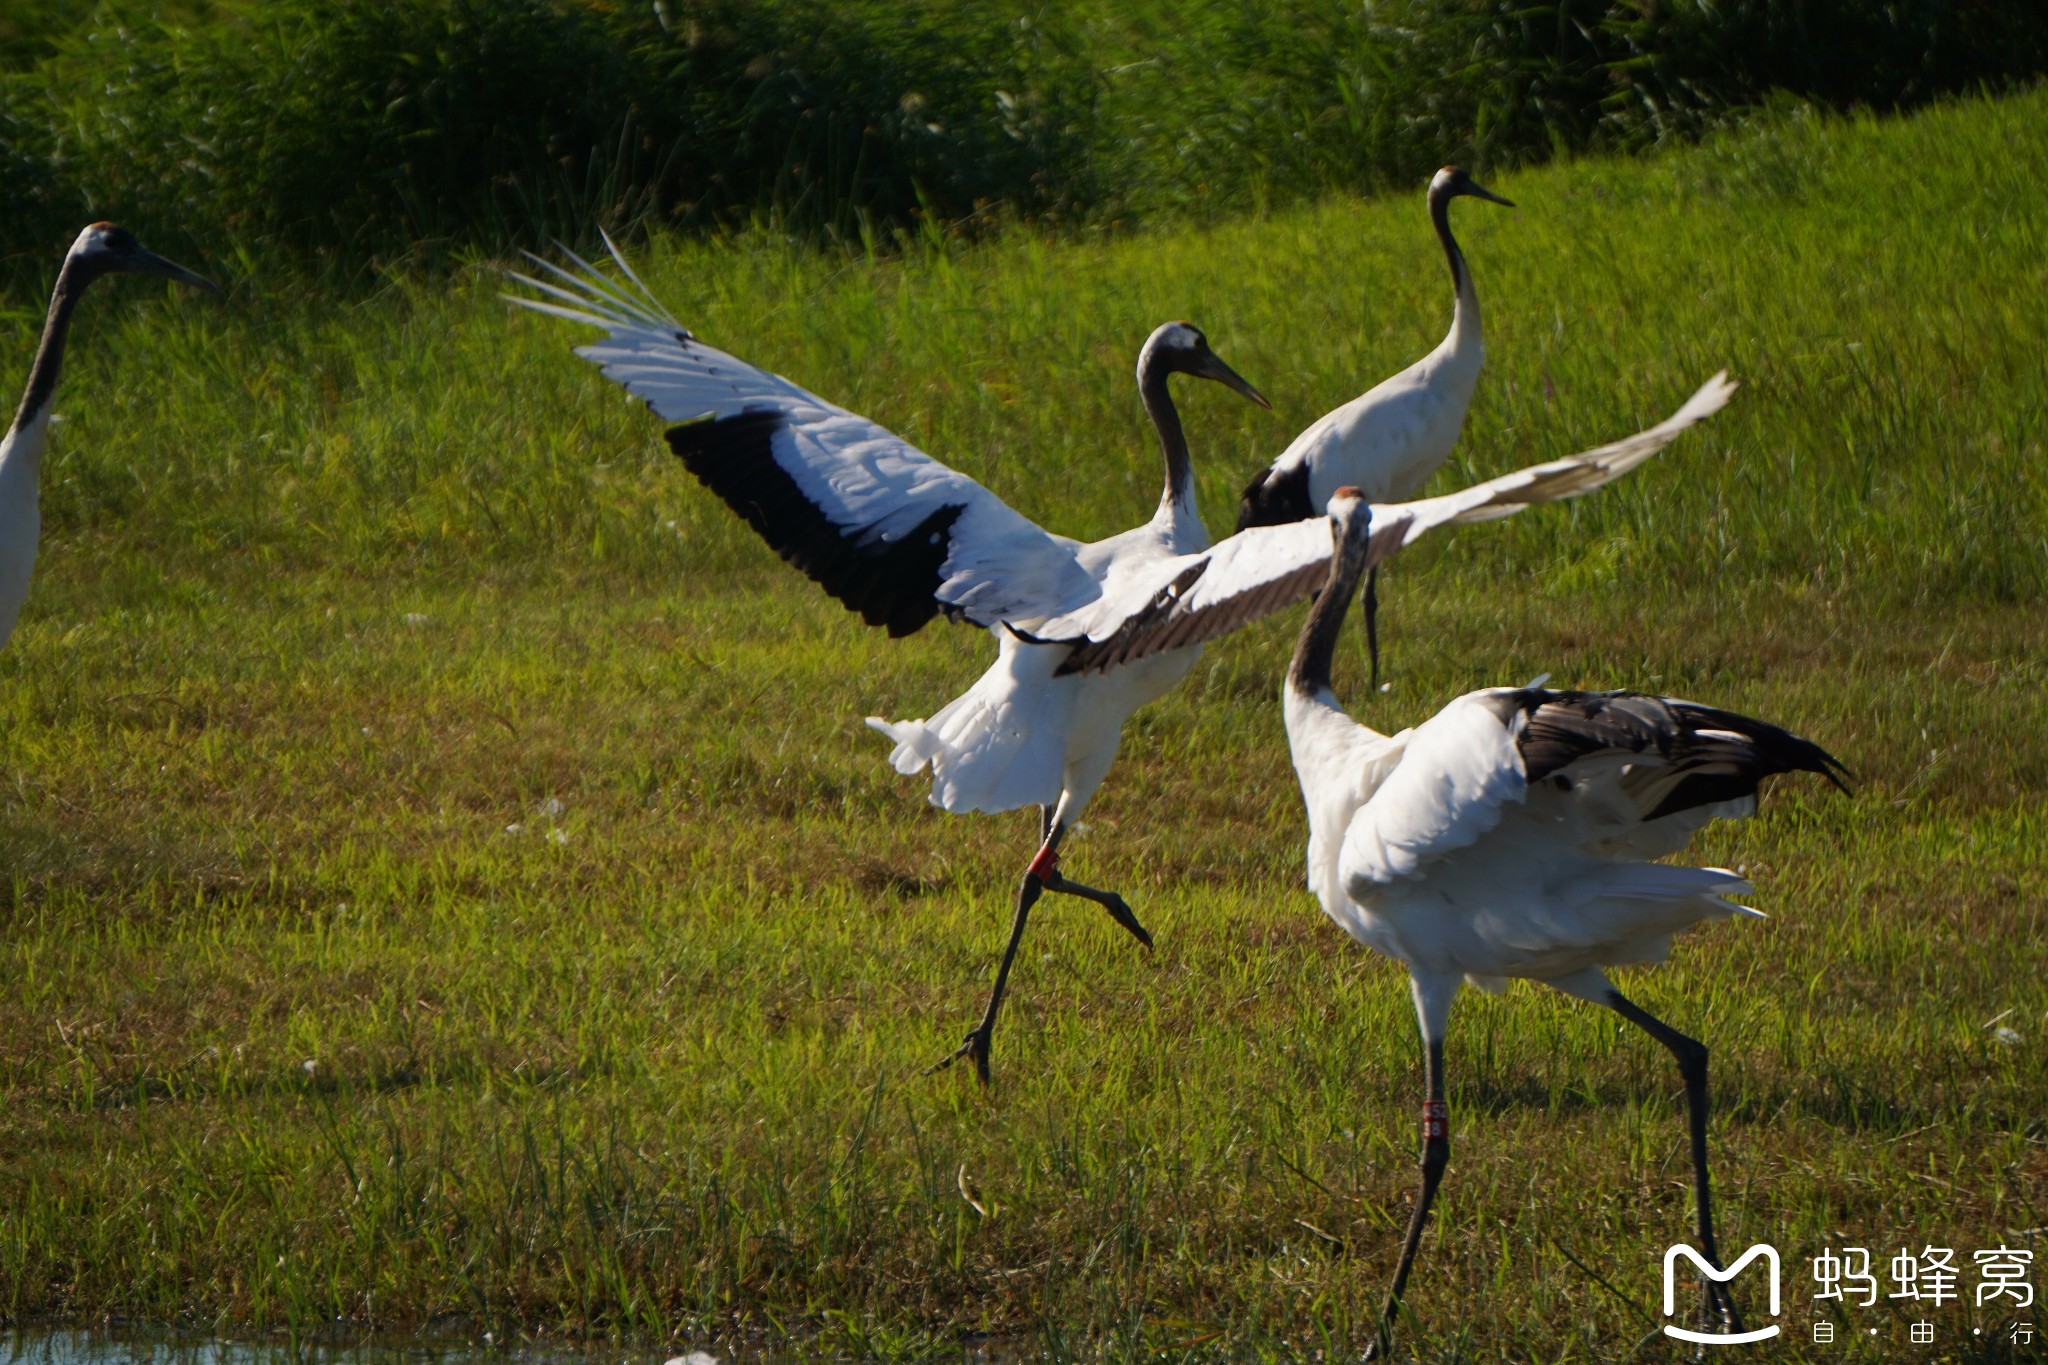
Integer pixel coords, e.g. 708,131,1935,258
1026,844,1060,880
1422,1100,1448,1141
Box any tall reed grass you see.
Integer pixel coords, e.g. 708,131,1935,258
1,0,2042,287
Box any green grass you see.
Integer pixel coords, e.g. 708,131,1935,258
1,91,2045,1361
6,0,2043,281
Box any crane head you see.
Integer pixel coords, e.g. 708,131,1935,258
1330,486,1411,569
1430,165,1514,209
1139,320,1272,410
1328,485,1370,542
68,222,220,294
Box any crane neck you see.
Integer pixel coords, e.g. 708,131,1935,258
8,257,88,442
1288,530,1370,701
1429,187,1481,346
1138,355,1199,519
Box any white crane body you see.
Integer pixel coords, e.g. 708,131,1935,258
872,623,1200,823
1280,492,1846,1356
1237,165,1510,530
1289,684,1760,1002
1275,284,1481,512
871,486,1210,824
0,413,49,646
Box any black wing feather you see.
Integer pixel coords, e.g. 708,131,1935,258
1236,460,1315,532
1489,688,1851,820
1050,562,1210,676
666,408,966,638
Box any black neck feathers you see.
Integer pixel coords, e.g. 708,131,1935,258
1137,349,1193,505
1289,531,1366,697
9,259,89,438
1428,182,1469,297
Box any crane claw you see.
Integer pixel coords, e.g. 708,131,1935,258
927,1029,993,1085
1095,893,1154,949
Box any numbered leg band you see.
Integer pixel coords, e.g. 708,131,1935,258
1422,1100,1448,1141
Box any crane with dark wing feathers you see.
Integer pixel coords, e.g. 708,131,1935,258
1279,488,1847,1358
511,239,1734,1086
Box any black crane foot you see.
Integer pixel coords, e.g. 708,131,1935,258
926,1029,993,1085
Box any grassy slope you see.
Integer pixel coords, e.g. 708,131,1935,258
1,92,2045,1360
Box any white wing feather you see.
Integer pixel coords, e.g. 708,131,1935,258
1387,371,1736,541
1032,373,1734,664
508,245,1100,628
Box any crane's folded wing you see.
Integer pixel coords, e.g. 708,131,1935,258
1339,695,1529,887
1341,686,1848,892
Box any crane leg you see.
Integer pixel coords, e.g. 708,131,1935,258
928,867,1044,1086
1366,1036,1448,1361
1024,815,1154,947
1040,868,1153,948
1607,989,1746,1337
927,815,1153,1086
1362,565,1382,692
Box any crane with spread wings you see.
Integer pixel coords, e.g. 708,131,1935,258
511,238,1734,1083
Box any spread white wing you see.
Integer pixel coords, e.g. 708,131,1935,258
1034,373,1736,672
508,239,1101,635
1390,371,1736,531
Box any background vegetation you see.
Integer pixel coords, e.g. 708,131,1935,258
2,0,2045,283
0,83,2043,1359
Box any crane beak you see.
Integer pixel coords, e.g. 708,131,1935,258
128,246,221,294
1464,179,1515,209
1193,351,1272,410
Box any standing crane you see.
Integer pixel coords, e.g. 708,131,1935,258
1236,166,1512,682
0,223,217,648
1276,489,1846,1358
511,243,1730,1083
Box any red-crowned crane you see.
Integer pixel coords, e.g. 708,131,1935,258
1276,488,1846,1358
1235,166,1512,684
0,223,217,647
511,241,1731,1083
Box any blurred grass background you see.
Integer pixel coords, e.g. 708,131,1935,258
2,0,2045,287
